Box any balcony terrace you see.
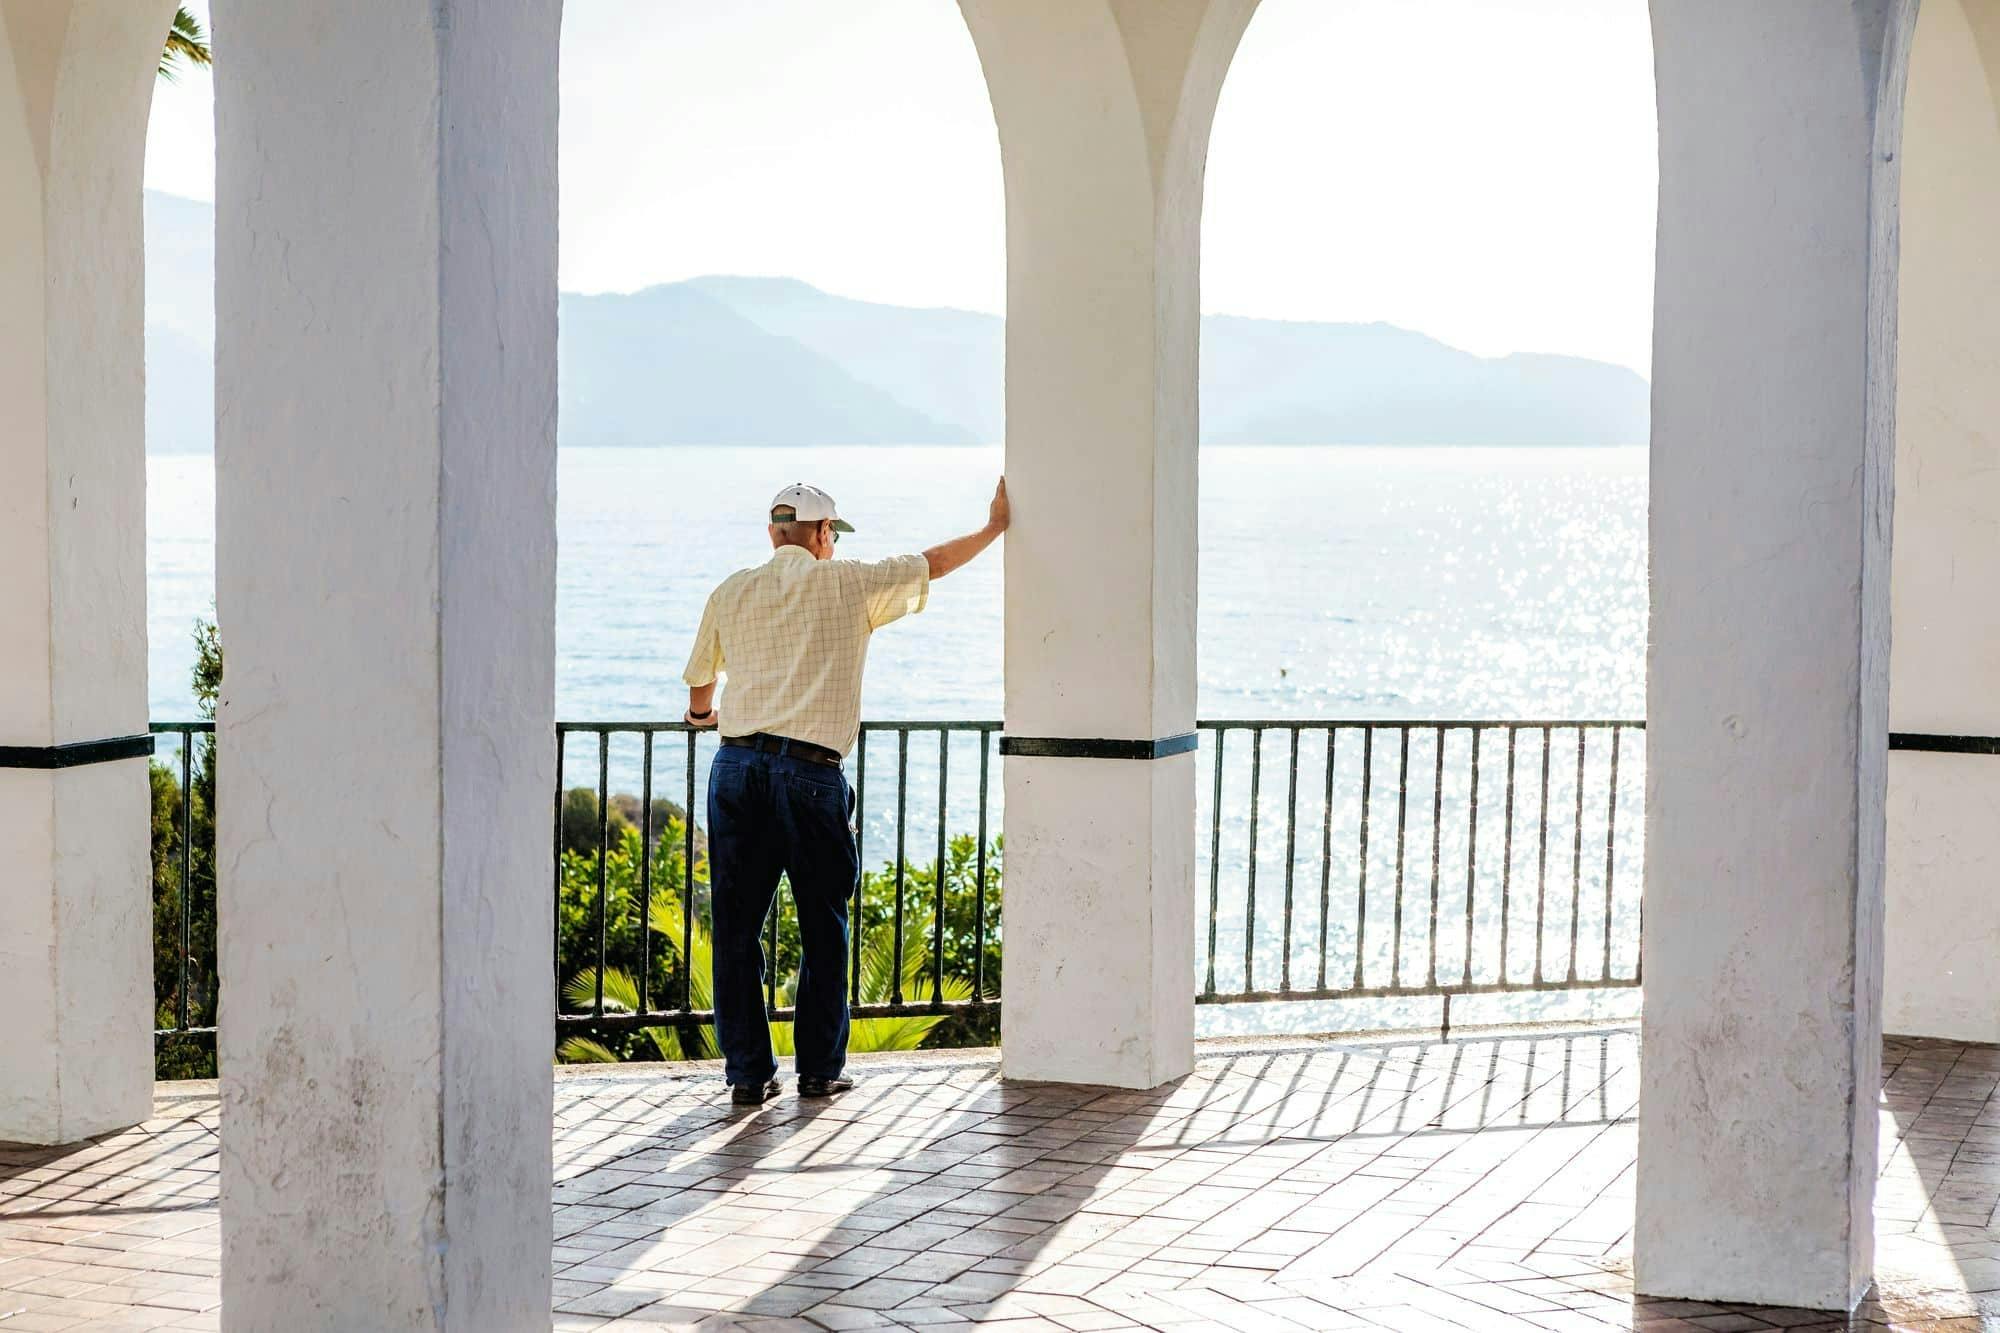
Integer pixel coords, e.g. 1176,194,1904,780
5,1031,1996,1332
11,0,2000,1323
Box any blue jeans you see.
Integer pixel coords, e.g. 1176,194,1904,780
707,744,857,1086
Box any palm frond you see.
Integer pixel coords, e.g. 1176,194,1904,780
851,1013,951,1052
159,7,211,82
647,1024,713,1062
563,965,644,1015
646,892,717,1012
557,1036,622,1064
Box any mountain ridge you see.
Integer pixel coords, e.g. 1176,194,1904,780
142,191,1649,454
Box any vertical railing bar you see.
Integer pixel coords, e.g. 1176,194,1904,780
552,730,566,996
639,732,654,1014
1425,725,1445,988
683,732,696,1014
1462,728,1481,988
1316,727,1336,992
1244,727,1264,992
1204,729,1225,996
1601,727,1623,981
974,728,990,1002
1534,725,1552,984
595,730,610,1017
1567,727,1587,983
892,730,909,1007
933,730,948,1006
852,731,866,1005
1499,726,1517,986
178,730,193,1032
1391,727,1410,987
1353,727,1374,990
1281,729,1299,992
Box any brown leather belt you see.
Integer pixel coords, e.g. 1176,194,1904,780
722,733,843,767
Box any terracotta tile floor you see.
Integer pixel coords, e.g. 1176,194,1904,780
2,1029,1995,1331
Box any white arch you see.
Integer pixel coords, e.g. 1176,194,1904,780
0,0,176,1146
1885,0,2000,1044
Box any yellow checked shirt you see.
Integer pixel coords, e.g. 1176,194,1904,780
682,547,930,756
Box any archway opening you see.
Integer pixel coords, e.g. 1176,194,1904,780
1194,0,1658,1040
549,0,1008,1062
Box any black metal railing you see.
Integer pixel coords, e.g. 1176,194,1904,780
147,715,1687,1051
551,721,1001,1036
149,722,217,1056
1193,721,1647,1021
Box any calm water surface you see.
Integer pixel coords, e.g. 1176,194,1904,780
147,444,1646,721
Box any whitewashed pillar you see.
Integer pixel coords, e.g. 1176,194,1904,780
1884,0,2000,1045
1638,0,1917,1310
959,0,1256,1089
212,0,559,1325
0,0,175,1145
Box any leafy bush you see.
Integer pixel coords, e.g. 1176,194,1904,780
555,815,1002,1064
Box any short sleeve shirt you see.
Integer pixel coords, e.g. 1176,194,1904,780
683,547,929,756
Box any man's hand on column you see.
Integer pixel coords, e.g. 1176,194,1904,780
925,476,1010,581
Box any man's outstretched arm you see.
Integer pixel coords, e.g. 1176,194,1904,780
924,477,1010,581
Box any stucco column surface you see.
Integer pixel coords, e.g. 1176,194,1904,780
213,1,559,1326
959,0,1256,1090
1638,0,1917,1311
1884,0,2000,1045
0,0,174,1146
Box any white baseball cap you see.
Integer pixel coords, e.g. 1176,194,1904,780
769,482,855,533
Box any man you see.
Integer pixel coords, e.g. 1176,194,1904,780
683,479,1009,1105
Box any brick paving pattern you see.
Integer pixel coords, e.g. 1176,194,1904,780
3,1030,1996,1330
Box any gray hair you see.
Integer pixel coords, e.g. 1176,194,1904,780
769,507,824,546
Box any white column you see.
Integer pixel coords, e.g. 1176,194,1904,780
1638,0,1917,1311
212,1,558,1325
1884,0,2000,1045
960,0,1256,1090
0,0,174,1145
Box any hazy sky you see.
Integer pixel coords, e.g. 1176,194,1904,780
145,0,1658,373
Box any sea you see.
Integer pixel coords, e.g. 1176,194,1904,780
146,444,1650,1035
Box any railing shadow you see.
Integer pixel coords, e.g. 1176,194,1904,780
547,1029,1640,1323
0,1088,218,1223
